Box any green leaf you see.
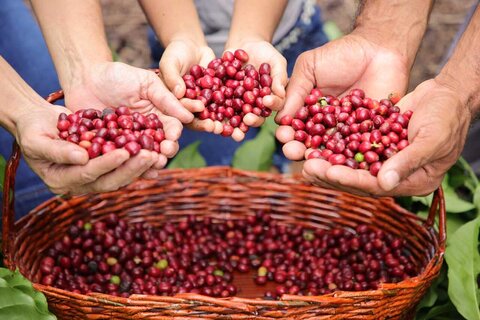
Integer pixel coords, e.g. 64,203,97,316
413,177,475,213
0,269,56,319
416,301,463,320
0,154,5,191
232,128,276,171
449,157,479,192
323,21,343,41
416,266,447,313
167,141,206,169
445,216,480,320
263,115,278,136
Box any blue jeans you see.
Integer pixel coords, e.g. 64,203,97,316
0,0,59,220
149,5,329,170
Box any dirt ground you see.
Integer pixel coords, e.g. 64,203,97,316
101,0,477,90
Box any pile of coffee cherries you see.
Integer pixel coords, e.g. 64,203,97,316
39,212,419,299
57,107,165,158
182,49,273,137
280,89,412,176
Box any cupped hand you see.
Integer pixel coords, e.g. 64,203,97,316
276,33,410,161
158,39,217,134
15,104,162,195
301,79,471,197
63,61,185,171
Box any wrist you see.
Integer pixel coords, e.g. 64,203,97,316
435,69,480,116
225,36,266,51
61,58,112,96
353,1,432,69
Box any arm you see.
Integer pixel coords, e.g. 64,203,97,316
138,0,216,134
224,0,289,138
29,0,192,124
226,0,288,46
353,0,433,70
278,0,432,161
0,56,161,194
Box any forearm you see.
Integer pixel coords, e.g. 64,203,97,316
0,57,49,135
436,6,480,115
226,0,288,47
139,0,206,46
353,0,433,68
29,0,112,91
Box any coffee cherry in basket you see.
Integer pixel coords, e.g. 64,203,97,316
281,89,412,176
39,211,419,299
57,107,165,158
182,49,273,138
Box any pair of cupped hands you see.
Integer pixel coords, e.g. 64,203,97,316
18,36,469,197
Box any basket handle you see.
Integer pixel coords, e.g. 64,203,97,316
425,187,446,251
2,90,65,269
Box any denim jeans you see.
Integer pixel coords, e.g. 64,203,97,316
149,5,329,171
0,0,60,220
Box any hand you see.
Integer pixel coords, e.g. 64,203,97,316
302,79,471,196
63,61,185,171
225,39,288,141
276,33,410,160
15,104,161,195
158,39,217,134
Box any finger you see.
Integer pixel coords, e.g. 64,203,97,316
148,74,194,123
322,163,382,196
270,56,288,99
153,154,168,169
156,114,183,141
302,168,341,191
79,150,156,193
142,168,159,179
263,95,284,111
51,149,130,187
159,58,186,98
160,140,179,158
275,125,295,144
377,138,437,192
180,98,205,113
30,136,89,165
231,128,245,142
243,113,264,127
276,52,315,122
187,119,215,132
213,121,224,135
282,140,306,161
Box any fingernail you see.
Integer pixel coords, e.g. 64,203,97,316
174,85,181,97
383,170,400,191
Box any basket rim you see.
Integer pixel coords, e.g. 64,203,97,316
6,166,446,307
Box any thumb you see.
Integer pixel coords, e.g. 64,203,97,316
159,59,186,99
377,137,435,191
32,137,89,165
275,52,315,122
148,75,194,123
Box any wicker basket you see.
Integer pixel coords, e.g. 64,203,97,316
2,91,446,320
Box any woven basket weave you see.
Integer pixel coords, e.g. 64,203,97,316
2,91,446,320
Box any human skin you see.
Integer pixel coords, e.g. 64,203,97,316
29,0,189,177
274,0,472,197
0,56,160,194
140,0,289,141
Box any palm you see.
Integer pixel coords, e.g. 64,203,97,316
308,34,409,99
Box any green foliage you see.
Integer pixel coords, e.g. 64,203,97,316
0,154,5,191
445,216,480,320
411,158,480,320
323,21,343,41
0,269,56,320
232,116,278,172
167,141,206,169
